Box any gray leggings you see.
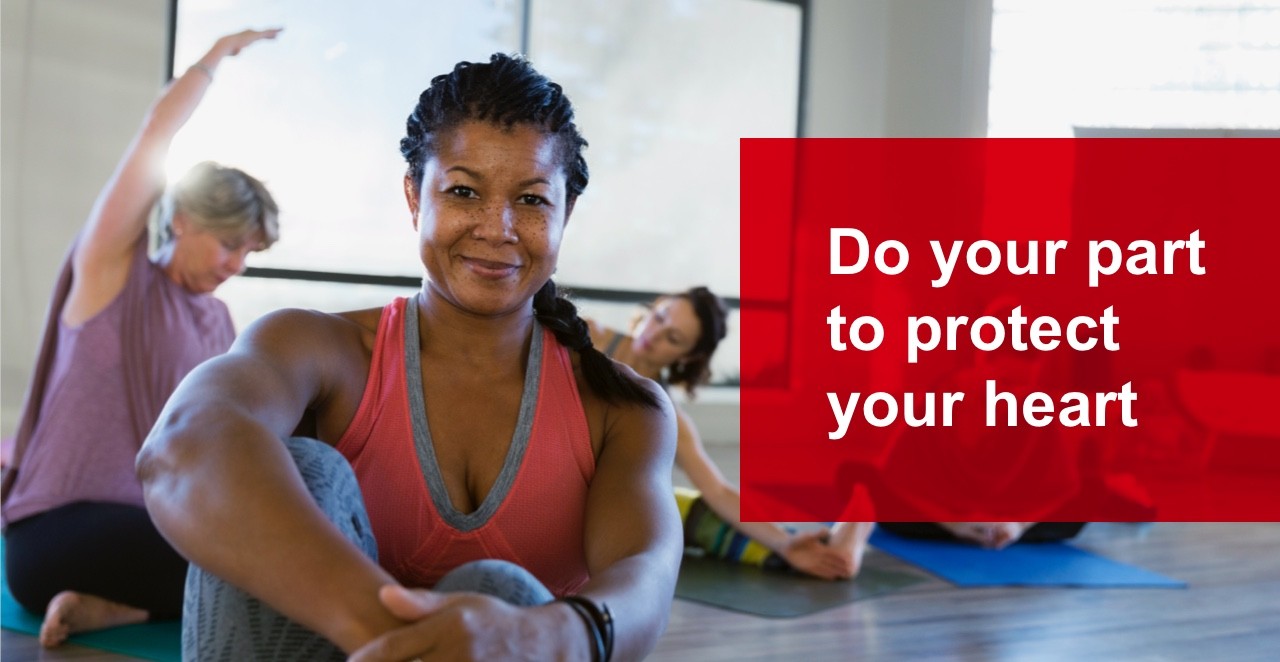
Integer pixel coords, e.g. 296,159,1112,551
182,437,554,661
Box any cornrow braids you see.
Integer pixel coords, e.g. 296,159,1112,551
400,53,589,202
534,280,662,410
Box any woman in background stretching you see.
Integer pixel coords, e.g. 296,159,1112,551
590,287,873,580
1,28,280,647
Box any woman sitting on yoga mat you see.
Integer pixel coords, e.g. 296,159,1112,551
0,29,280,648
588,288,873,580
137,54,682,661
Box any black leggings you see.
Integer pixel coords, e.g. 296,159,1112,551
4,501,186,620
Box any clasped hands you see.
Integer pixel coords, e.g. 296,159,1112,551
348,585,586,662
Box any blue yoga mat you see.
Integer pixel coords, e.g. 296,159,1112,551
868,528,1185,588
1,537,181,662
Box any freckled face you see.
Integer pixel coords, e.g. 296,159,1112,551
631,296,703,368
405,121,569,317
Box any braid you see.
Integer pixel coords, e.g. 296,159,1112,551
534,280,661,409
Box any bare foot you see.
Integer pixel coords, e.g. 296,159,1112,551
40,591,149,648
940,522,1034,549
988,522,1034,549
829,521,875,578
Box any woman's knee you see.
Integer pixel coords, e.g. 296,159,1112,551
282,437,376,559
435,559,553,607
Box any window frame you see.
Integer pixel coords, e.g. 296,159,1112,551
165,0,806,387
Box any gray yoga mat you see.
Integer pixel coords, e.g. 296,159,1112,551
674,553,928,618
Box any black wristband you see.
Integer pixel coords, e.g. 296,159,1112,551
559,595,614,662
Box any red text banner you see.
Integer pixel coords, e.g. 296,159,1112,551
740,139,1280,522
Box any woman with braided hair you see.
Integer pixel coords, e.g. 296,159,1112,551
590,290,872,580
138,53,681,661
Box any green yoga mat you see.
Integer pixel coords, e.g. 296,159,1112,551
0,537,181,662
674,553,928,618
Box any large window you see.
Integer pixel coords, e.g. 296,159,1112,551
170,1,523,278
530,0,800,299
171,0,804,385
988,0,1280,137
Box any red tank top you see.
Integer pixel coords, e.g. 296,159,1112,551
336,297,594,595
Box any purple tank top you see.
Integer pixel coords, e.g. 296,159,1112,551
2,236,234,525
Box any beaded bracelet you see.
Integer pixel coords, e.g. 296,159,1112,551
559,595,614,662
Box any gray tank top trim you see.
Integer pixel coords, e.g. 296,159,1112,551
403,296,543,532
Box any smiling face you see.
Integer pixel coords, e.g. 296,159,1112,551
404,120,570,318
169,212,264,294
631,295,704,369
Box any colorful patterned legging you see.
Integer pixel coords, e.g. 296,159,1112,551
675,487,785,569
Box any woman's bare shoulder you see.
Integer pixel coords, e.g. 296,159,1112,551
573,355,672,450
238,306,386,359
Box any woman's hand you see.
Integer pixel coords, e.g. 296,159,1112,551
348,586,589,662
779,529,858,580
205,28,282,63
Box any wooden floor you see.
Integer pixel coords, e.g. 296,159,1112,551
5,447,1278,661
653,522,1280,661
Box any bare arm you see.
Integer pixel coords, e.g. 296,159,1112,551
675,406,789,551
65,28,280,325
676,407,856,579
136,308,403,652
565,380,684,660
